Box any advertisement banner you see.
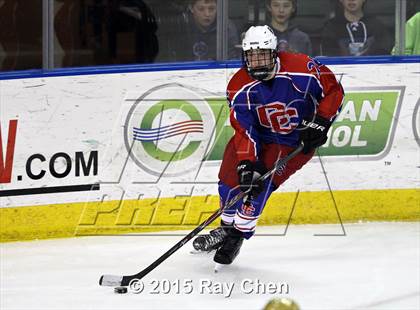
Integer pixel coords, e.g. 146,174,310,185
0,63,418,208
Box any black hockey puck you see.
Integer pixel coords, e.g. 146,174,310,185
114,286,128,294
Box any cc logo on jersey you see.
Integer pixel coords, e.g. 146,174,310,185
257,102,299,134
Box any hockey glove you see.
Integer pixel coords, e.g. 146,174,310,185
237,160,267,196
299,115,331,154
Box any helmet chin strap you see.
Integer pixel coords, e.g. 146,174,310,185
250,60,278,81
262,61,278,81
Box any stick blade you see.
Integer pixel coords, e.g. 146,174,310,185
99,275,123,287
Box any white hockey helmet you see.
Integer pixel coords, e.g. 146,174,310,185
242,25,278,81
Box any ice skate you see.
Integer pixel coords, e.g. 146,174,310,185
213,226,244,265
192,222,231,252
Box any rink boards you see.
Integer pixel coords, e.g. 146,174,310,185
0,61,419,241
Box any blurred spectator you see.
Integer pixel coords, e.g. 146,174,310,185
166,0,240,61
321,0,391,56
0,0,19,70
54,0,158,67
107,0,158,64
392,12,420,55
153,1,187,61
0,0,42,71
266,0,312,55
55,0,90,67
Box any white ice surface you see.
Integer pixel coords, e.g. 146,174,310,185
1,222,419,310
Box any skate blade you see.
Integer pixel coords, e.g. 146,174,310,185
190,248,215,255
214,263,226,273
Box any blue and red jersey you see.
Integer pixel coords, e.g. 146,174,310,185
226,51,344,162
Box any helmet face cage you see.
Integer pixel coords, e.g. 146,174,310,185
243,48,277,81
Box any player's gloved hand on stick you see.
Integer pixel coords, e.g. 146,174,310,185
299,115,331,154
237,160,267,196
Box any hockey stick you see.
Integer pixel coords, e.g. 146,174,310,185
99,142,304,287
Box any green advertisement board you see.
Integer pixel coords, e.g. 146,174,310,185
125,85,403,175
204,88,402,160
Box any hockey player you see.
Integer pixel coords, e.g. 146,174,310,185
193,25,344,265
